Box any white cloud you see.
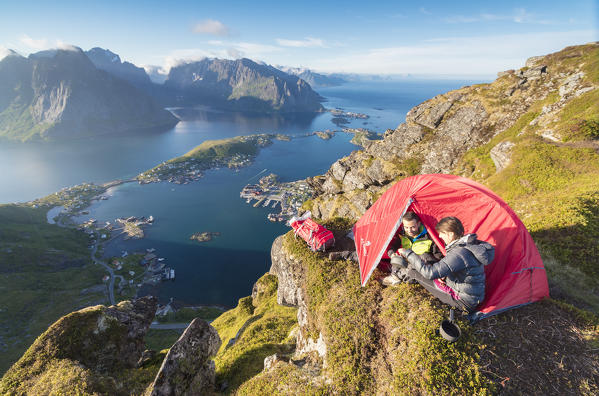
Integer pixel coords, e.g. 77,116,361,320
156,41,282,74
20,34,49,50
56,41,80,51
309,30,598,76
276,37,326,48
443,8,554,25
18,35,80,53
233,42,281,54
227,47,244,59
193,19,230,36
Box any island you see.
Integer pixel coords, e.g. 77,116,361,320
190,231,221,242
137,134,290,184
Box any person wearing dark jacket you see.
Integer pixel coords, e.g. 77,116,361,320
398,216,495,313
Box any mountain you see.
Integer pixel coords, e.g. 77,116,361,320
85,47,152,88
0,47,178,141
164,58,324,112
2,44,598,395
277,66,346,88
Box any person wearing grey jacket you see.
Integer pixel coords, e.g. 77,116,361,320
398,216,495,313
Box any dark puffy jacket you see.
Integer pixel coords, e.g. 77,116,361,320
403,233,495,309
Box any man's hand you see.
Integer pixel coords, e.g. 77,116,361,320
398,248,409,257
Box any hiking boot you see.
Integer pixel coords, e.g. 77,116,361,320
382,273,402,286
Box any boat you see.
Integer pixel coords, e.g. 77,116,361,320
158,258,165,262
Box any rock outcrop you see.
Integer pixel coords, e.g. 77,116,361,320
85,47,152,88
165,58,324,112
0,297,157,395
307,43,599,221
147,318,221,396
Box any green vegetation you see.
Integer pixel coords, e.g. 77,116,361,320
137,134,285,183
0,101,54,142
144,329,184,351
0,301,163,395
156,306,225,323
0,204,107,375
553,89,599,141
211,274,297,393
271,219,494,394
27,182,106,215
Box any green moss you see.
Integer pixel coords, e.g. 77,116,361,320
382,285,494,395
554,89,599,141
236,362,329,395
211,274,297,393
144,329,184,351
280,217,494,394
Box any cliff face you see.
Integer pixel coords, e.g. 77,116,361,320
165,58,324,112
0,48,178,141
85,47,152,88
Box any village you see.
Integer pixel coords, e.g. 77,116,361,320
240,173,313,222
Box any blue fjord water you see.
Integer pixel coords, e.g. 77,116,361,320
0,79,480,307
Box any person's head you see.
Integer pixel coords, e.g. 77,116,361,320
435,217,464,246
402,211,421,238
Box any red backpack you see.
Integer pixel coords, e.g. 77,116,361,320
290,218,335,252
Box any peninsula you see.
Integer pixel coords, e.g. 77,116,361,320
137,133,290,184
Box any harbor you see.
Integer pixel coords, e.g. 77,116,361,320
240,173,313,222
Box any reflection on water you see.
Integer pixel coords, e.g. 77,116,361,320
169,106,319,133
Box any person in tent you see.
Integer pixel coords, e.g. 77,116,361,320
382,211,442,286
397,216,495,313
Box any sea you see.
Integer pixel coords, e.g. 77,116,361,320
0,79,483,307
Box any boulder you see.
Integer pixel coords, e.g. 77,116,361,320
342,168,372,191
525,56,544,68
522,65,547,80
147,318,221,396
322,177,343,194
330,159,349,181
559,72,584,98
269,235,305,306
264,353,289,371
413,101,454,129
490,141,516,172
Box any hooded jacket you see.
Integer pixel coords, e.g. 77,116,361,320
402,233,495,309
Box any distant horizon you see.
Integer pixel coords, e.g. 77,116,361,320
1,1,597,77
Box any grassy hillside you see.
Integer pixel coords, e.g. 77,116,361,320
213,221,599,394
0,204,107,374
455,44,599,311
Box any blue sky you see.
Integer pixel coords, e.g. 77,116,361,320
1,0,597,77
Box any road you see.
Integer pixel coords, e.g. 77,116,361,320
91,243,117,305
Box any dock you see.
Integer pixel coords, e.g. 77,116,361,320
253,198,265,207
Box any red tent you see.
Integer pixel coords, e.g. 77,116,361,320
353,174,549,320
